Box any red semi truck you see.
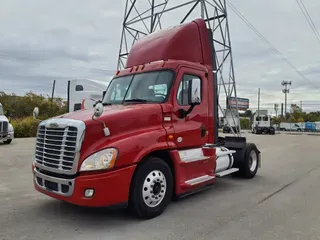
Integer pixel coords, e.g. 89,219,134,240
32,19,261,219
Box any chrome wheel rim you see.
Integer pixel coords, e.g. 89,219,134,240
248,150,257,172
142,170,167,207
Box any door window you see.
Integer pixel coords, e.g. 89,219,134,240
176,74,202,106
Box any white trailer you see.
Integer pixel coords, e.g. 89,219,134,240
222,109,240,133
67,79,110,113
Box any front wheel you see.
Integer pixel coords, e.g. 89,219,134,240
4,139,12,144
128,157,173,219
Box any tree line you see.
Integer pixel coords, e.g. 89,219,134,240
0,91,67,119
0,91,68,138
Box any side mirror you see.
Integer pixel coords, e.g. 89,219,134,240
93,102,103,118
93,100,102,108
188,78,201,105
33,107,39,120
178,78,201,119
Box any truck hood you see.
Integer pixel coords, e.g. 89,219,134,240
58,104,164,161
59,104,162,124
0,115,9,122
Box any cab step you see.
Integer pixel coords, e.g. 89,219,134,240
215,168,239,177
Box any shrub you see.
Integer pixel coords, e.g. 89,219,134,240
11,116,39,138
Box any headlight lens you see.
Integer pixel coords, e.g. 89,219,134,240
8,123,14,132
80,148,118,172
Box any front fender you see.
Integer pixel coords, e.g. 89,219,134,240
113,127,170,168
79,126,169,170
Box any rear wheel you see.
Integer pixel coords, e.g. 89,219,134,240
239,143,259,179
4,139,12,144
128,157,173,219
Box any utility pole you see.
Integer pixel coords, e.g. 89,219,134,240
274,103,278,118
300,100,302,111
281,80,291,119
51,80,56,106
257,88,260,116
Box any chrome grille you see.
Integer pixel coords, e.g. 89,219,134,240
0,121,8,138
0,121,8,133
34,118,85,175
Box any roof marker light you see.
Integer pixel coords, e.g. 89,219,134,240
141,65,145,70
135,66,139,71
116,70,120,75
162,61,166,67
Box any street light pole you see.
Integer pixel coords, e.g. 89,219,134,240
281,80,291,119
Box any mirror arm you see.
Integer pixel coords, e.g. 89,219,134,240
178,103,197,119
93,100,102,108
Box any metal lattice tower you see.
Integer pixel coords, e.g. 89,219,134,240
117,0,241,136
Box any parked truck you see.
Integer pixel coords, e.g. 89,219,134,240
31,19,261,219
222,109,240,133
304,122,317,132
251,111,275,135
0,103,14,144
278,122,302,132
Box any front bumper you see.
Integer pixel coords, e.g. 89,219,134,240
0,131,14,141
33,165,137,207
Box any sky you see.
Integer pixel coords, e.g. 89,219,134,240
0,0,320,113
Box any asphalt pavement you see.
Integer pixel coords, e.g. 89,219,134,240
1,134,320,240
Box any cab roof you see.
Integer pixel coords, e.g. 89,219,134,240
126,19,213,69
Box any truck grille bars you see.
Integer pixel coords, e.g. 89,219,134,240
0,121,9,139
34,119,85,175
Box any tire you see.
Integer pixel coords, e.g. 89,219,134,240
4,139,12,144
128,157,173,219
239,143,259,179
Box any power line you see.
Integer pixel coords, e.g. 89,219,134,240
226,0,320,92
295,0,320,44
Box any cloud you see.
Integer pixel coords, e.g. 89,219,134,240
0,0,320,112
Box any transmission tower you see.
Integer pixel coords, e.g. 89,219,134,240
117,0,241,136
281,80,291,118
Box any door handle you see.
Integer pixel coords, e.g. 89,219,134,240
200,125,206,138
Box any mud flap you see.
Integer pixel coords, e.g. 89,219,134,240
258,152,261,168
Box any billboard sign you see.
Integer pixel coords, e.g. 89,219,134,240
227,97,249,110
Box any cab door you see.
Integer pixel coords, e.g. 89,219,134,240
171,66,214,189
171,67,209,149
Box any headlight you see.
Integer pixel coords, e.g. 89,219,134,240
8,123,14,132
80,148,118,172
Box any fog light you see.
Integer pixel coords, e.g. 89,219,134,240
84,189,94,198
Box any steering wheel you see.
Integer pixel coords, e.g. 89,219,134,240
154,93,166,98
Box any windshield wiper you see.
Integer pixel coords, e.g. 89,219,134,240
102,102,112,106
123,98,148,103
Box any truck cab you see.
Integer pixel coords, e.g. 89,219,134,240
0,103,14,144
252,112,275,135
31,19,261,219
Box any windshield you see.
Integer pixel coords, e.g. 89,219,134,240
256,116,269,121
0,105,3,115
102,70,174,105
